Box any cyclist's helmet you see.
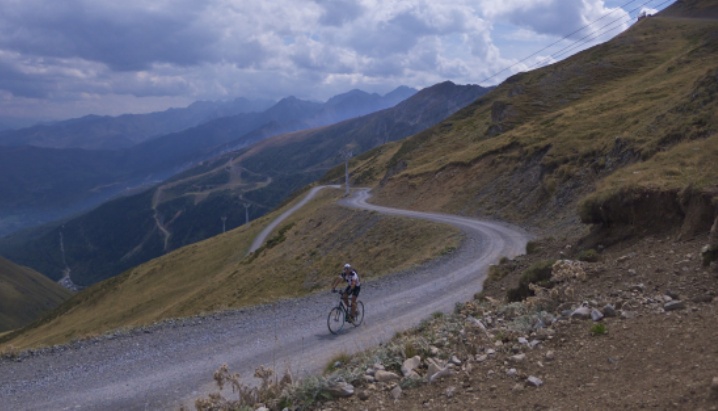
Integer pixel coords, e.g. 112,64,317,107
344,263,351,269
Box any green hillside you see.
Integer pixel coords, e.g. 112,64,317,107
0,257,71,333
355,11,718,243
1,188,460,349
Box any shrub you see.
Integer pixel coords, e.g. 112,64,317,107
590,323,608,336
526,240,541,254
324,352,351,374
506,260,556,302
577,249,600,262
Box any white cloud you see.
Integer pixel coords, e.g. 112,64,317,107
0,0,671,121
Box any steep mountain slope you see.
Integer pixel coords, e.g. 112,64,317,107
0,82,486,286
0,88,416,237
0,256,71,332
0,97,275,150
356,9,718,244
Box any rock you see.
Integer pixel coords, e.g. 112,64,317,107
445,386,456,398
545,351,555,362
373,363,385,371
518,337,529,345
509,353,526,363
620,310,636,320
390,385,402,400
591,308,604,322
526,376,544,387
665,290,680,299
374,370,401,383
325,381,355,398
426,358,445,377
357,390,370,401
507,368,518,377
486,348,497,357
664,300,686,311
402,356,422,377
466,316,488,332
255,407,269,411
449,355,462,366
711,376,718,397
404,370,421,381
630,283,646,293
429,346,440,356
617,255,631,263
429,367,454,383
571,306,591,320
476,354,488,362
512,383,524,392
602,304,617,317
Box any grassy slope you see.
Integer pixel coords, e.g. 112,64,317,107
2,188,460,349
359,15,718,237
0,257,71,332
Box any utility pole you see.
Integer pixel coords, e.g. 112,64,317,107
344,150,352,196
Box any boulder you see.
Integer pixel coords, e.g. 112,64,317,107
401,355,421,377
571,306,591,320
325,381,355,398
374,370,400,383
526,376,544,387
664,300,686,311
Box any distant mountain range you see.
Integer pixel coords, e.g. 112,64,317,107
0,97,275,150
0,82,489,286
0,87,417,237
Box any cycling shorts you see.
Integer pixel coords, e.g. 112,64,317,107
344,285,361,297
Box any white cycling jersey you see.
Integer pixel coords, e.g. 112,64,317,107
341,270,360,286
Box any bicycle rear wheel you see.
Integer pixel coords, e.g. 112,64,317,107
352,301,364,326
327,307,345,334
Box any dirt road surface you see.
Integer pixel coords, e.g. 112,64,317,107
0,187,530,410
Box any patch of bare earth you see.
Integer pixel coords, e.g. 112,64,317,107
321,234,718,411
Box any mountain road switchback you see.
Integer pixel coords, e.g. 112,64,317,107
0,186,531,410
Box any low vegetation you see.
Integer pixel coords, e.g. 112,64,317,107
0,257,70,332
0,188,461,350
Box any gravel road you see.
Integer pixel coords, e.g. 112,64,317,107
0,187,530,410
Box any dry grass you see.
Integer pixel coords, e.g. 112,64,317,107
2,188,460,350
352,17,718,232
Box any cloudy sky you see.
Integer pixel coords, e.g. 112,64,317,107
0,0,671,124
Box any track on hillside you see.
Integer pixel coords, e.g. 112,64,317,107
0,187,530,410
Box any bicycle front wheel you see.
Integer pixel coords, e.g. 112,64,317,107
327,307,345,334
352,301,364,326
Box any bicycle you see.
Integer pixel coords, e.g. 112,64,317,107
327,289,364,334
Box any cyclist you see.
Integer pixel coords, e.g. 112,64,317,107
331,263,361,322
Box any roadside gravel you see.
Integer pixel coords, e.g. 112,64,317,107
0,187,530,410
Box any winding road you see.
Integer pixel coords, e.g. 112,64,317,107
0,187,530,410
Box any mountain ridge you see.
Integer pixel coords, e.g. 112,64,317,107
0,86,417,237
0,82,486,286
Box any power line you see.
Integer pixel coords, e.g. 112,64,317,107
531,0,675,69
479,0,674,85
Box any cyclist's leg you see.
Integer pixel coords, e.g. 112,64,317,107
343,285,351,317
350,286,360,318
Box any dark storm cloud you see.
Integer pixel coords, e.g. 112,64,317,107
0,0,218,71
